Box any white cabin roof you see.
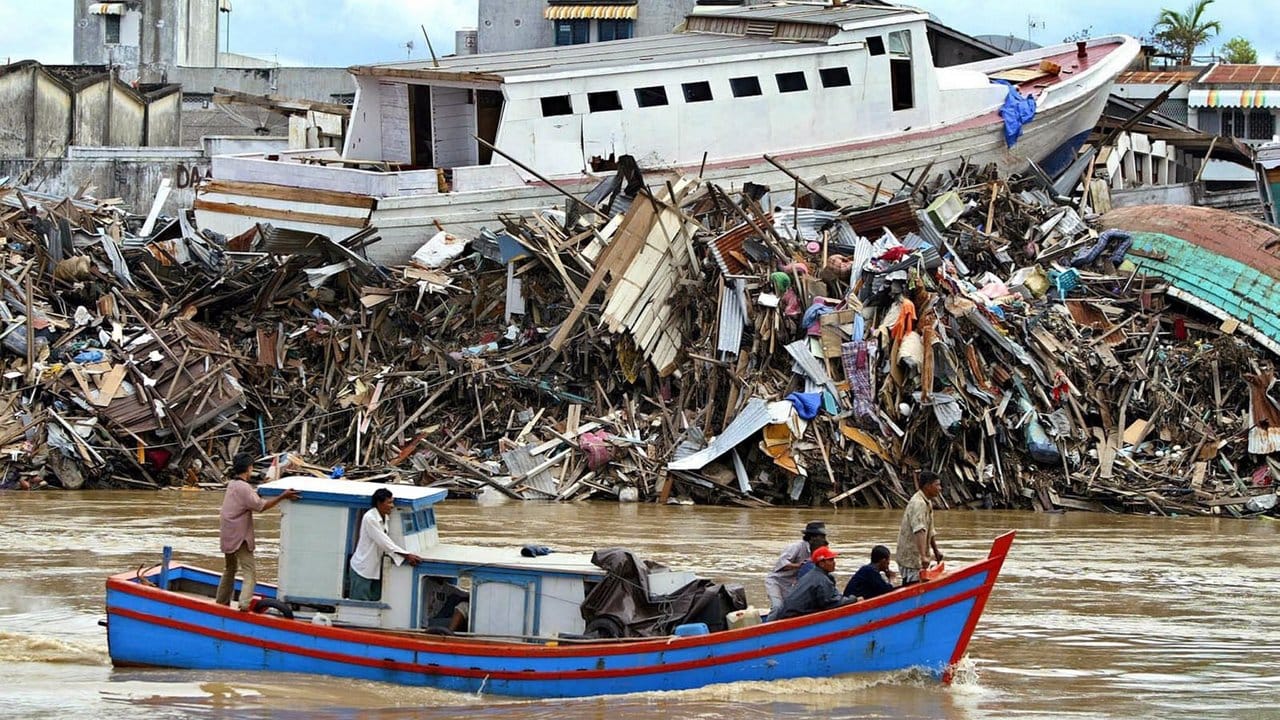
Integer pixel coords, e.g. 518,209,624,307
259,477,446,509
351,3,927,84
420,543,605,577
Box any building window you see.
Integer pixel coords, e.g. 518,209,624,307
819,67,851,88
598,19,633,42
1221,109,1276,141
635,86,668,108
682,81,713,103
866,35,885,56
588,90,622,112
540,95,574,117
776,72,807,93
105,15,121,45
889,29,914,111
730,76,762,97
554,20,589,46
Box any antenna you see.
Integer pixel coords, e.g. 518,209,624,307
404,40,414,58
1026,15,1045,42
421,24,440,68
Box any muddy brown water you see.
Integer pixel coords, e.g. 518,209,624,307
1,490,1278,719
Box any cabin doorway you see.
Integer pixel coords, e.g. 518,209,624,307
888,29,915,111
410,85,433,168
476,90,503,165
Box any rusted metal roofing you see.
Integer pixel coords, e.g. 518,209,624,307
1115,69,1200,85
1199,64,1280,85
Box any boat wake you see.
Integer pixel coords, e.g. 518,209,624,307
0,629,109,665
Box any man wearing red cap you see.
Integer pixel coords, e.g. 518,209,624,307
772,546,854,620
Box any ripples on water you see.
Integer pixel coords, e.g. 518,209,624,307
1,491,1278,719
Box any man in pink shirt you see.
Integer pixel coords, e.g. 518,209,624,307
215,452,299,611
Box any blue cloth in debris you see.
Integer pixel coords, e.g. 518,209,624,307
786,391,824,420
993,80,1037,147
800,301,835,331
1070,229,1132,267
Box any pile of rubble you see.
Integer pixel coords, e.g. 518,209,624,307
2,158,1278,517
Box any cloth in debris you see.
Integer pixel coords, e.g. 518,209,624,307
879,246,911,263
785,391,824,420
769,271,792,294
1070,229,1132,268
891,298,916,341
579,430,613,470
801,300,835,333
842,341,878,426
993,79,1037,147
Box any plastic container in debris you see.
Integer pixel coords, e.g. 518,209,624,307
673,622,709,637
726,608,763,631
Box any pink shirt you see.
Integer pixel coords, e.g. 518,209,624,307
219,478,265,553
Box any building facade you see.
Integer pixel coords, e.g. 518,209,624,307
73,0,228,83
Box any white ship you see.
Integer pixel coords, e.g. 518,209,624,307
195,2,1139,263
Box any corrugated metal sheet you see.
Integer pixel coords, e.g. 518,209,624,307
772,207,838,242
500,446,559,499
668,397,771,471
717,279,747,355
784,339,840,401
545,4,638,20
1200,65,1280,85
845,200,920,242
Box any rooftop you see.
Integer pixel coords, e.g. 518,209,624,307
1198,64,1280,85
1115,69,1201,85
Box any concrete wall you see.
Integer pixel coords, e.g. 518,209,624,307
33,73,72,158
171,66,354,100
73,80,110,147
202,135,289,156
146,92,183,146
0,147,206,216
74,0,221,82
108,89,147,147
0,67,35,156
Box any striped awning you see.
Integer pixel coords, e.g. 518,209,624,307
544,4,638,20
1189,88,1280,109
88,2,126,15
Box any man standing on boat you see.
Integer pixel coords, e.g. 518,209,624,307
348,487,423,601
764,521,828,612
897,471,945,586
216,452,300,611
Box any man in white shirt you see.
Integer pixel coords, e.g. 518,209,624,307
348,487,423,601
764,521,828,613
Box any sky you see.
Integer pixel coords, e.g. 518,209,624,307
2,0,1276,68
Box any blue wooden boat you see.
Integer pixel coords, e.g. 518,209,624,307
105,478,1013,698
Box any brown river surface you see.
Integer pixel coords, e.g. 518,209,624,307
2,490,1279,719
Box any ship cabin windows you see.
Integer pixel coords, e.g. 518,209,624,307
776,71,808,94
682,81,714,103
554,19,589,46
540,95,574,117
635,85,669,108
866,35,886,56
730,76,763,98
598,19,633,42
588,90,623,113
888,29,914,111
819,67,852,88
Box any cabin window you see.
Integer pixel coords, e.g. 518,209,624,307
682,81,713,103
730,76,762,98
540,95,574,117
820,67,852,88
554,19,589,46
776,72,808,93
598,19,633,42
588,90,622,112
402,508,437,534
888,29,914,111
635,86,668,108
866,35,886,56
104,15,121,44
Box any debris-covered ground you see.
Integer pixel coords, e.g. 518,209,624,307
2,157,1278,518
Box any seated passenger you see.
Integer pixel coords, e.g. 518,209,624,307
773,546,854,620
843,545,897,600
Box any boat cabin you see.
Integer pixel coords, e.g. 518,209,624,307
259,478,604,637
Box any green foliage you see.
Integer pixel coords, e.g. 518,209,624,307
1151,0,1222,65
1220,36,1258,64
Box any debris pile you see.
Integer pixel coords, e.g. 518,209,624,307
2,160,1278,517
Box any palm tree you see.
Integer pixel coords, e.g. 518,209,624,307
1153,0,1222,65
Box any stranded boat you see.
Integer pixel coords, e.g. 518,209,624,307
194,2,1139,264
105,477,1014,698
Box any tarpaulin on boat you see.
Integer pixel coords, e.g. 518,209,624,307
993,79,1037,147
580,548,747,638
